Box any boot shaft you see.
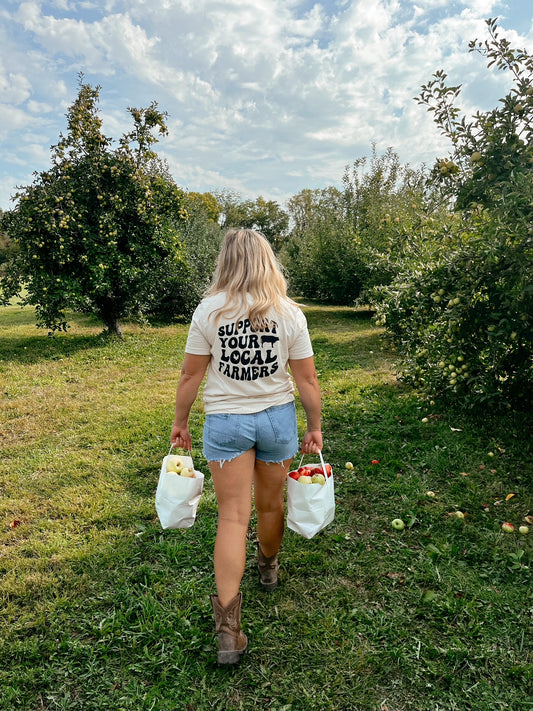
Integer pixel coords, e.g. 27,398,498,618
210,592,248,665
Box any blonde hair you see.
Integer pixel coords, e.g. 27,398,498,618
205,228,297,330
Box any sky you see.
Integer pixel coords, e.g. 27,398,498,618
0,0,532,211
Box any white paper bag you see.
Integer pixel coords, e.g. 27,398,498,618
155,449,204,529
286,450,335,539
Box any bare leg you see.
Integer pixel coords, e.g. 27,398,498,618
253,458,293,558
209,449,255,608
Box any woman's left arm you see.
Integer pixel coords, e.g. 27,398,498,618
170,353,211,450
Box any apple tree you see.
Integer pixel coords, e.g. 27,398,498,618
374,19,533,408
0,78,188,336
282,146,442,305
0,212,16,274
216,191,289,249
149,191,224,323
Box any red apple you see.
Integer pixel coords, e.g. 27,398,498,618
289,470,301,480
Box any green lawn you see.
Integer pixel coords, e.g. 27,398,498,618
0,303,531,711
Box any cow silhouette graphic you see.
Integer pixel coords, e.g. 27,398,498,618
261,334,279,347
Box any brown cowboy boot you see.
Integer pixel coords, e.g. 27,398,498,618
257,542,279,591
210,592,248,665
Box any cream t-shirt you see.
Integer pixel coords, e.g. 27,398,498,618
185,293,314,414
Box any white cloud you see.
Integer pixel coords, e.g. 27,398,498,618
0,69,32,104
0,0,531,210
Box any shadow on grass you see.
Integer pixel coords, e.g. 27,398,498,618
0,331,117,365
302,303,376,325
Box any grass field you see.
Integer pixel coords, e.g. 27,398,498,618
0,303,532,711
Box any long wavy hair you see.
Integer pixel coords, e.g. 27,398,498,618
205,228,297,330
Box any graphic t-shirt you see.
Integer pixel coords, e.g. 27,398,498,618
185,293,314,414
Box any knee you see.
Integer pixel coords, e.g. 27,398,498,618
255,496,284,516
218,508,251,529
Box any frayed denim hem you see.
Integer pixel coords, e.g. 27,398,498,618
205,451,298,469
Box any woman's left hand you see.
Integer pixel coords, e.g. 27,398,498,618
301,429,323,455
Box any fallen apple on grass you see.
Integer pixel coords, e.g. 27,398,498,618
518,525,529,535
501,522,514,533
391,519,405,530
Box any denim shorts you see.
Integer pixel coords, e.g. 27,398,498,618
203,401,298,464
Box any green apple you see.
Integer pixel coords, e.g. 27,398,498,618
345,462,354,470
298,475,312,484
391,518,405,530
180,467,194,478
518,525,529,535
426,491,436,498
166,455,183,473
311,473,326,485
454,511,465,519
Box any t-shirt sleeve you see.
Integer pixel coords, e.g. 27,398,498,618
185,305,212,355
287,308,314,360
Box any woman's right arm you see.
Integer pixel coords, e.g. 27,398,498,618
288,356,323,454
170,353,211,451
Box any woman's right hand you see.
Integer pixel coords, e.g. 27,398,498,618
170,424,192,452
301,429,323,455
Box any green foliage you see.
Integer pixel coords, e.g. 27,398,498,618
375,19,533,409
0,212,16,273
0,78,188,336
216,190,289,248
373,217,533,408
186,191,222,223
282,186,364,303
418,18,533,216
282,148,441,304
147,193,223,323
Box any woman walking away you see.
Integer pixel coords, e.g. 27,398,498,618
170,228,322,665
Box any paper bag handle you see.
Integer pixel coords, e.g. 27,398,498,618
298,449,327,476
168,444,193,457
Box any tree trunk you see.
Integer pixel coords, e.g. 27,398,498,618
98,298,124,338
105,317,123,338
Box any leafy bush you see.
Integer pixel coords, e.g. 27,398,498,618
374,19,533,409
373,216,532,408
282,187,364,304
282,147,441,304
147,193,223,322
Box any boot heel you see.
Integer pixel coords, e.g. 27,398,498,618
217,648,245,664
257,542,279,591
